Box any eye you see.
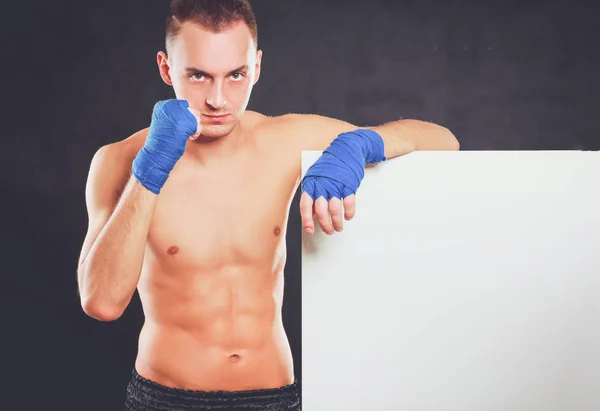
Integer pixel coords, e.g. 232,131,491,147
190,73,206,81
231,72,245,81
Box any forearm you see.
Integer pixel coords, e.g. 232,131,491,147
369,119,459,159
79,177,157,320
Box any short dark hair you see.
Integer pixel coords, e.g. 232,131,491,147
166,0,258,51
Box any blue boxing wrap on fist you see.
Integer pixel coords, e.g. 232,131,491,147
132,99,198,194
302,129,386,200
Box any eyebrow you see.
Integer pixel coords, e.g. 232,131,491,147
184,65,249,76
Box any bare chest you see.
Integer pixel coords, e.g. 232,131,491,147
145,150,300,271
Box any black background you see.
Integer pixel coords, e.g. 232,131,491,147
1,0,599,409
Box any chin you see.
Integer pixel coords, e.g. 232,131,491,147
201,124,236,139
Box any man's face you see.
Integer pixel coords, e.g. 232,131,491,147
158,21,261,139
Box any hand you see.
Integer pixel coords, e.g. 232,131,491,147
132,99,200,195
300,128,386,235
186,105,202,140
300,192,356,235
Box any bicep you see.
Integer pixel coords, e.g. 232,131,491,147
78,144,131,268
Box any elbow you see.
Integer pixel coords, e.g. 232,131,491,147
81,295,124,322
447,128,460,150
78,263,126,322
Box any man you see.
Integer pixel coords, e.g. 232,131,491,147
77,1,459,410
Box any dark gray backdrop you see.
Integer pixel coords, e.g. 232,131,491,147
1,0,598,410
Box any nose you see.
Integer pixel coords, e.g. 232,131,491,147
206,80,227,110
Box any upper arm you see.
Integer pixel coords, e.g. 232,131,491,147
77,141,135,269
281,114,360,152
279,114,458,155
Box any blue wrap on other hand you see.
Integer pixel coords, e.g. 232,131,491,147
302,129,386,200
132,99,198,194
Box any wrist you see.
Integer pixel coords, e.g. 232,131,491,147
330,129,387,165
132,147,171,195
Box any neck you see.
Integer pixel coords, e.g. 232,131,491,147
184,122,246,166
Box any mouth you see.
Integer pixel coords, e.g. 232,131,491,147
202,114,230,122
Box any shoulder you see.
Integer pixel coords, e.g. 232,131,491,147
252,112,346,129
249,111,356,137
248,111,358,152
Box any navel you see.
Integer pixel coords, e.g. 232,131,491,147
273,226,281,236
167,245,180,256
229,354,240,363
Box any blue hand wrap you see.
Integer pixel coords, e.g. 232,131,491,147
132,100,198,194
302,129,386,200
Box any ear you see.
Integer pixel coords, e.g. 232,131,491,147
253,49,263,85
157,51,173,86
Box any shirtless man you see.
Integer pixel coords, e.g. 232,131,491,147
77,1,459,410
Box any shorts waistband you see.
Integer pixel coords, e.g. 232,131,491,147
126,368,299,409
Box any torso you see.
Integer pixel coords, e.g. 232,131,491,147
123,112,303,391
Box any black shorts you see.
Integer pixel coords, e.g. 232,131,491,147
124,369,301,411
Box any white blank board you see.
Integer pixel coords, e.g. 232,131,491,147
301,150,600,411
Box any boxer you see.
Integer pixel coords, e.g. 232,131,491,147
77,1,459,410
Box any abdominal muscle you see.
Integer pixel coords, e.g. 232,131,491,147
134,263,295,392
